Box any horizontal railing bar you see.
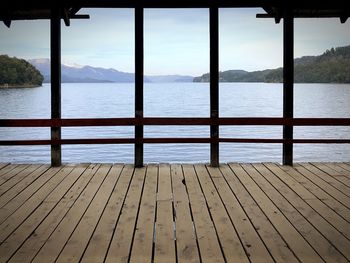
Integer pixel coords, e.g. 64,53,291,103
220,138,350,143
1,138,349,145
1,117,350,127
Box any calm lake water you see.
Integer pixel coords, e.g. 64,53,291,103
0,82,349,163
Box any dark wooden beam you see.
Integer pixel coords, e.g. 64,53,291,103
9,0,349,9
135,6,144,167
0,0,272,8
50,7,62,167
340,15,348,23
69,7,81,15
1,10,12,27
282,7,294,166
63,8,70,26
1,117,350,127
257,13,349,19
2,138,350,146
210,6,219,167
1,0,349,10
0,8,89,23
3,19,11,27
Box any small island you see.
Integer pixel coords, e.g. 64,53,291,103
0,55,44,88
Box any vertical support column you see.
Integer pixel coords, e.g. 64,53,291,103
283,7,294,165
210,7,219,167
50,7,62,167
135,7,144,167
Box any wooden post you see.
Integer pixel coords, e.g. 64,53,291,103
135,7,144,167
50,7,62,167
283,7,294,165
210,7,219,167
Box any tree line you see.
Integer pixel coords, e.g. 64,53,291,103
0,55,43,87
194,45,350,83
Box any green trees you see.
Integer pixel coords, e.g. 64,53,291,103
0,55,43,87
194,45,350,83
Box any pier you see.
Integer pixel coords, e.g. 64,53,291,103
0,162,350,262
1,0,349,167
1,1,350,262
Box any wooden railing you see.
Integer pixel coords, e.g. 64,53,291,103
1,117,349,148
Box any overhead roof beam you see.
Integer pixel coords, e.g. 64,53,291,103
257,13,349,19
0,13,89,23
69,7,81,15
3,19,11,28
63,8,70,26
340,16,348,23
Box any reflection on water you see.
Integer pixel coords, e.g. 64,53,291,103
0,82,349,163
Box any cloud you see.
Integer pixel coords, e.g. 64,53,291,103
0,8,349,75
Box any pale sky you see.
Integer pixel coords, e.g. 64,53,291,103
0,8,349,76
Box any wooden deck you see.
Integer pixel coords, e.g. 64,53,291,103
0,162,349,262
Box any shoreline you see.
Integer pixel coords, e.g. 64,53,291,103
0,84,42,89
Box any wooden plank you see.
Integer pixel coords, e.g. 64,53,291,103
129,164,158,263
337,163,350,175
314,163,350,187
171,164,200,263
0,165,50,208
0,165,26,185
182,164,225,263
104,166,146,263
294,164,350,209
254,163,350,262
0,164,21,176
323,163,350,175
0,163,9,171
31,164,109,263
0,164,38,191
195,165,250,262
5,164,89,261
154,164,176,263
207,165,279,263
300,163,350,197
220,164,303,262
0,166,70,242
262,163,350,239
8,164,90,263
278,164,350,223
0,166,58,224
228,163,323,262
1,165,88,263
56,165,123,263
81,165,135,263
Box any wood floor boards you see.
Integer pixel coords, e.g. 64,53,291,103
0,162,349,263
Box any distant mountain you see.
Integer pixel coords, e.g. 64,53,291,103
29,59,136,83
194,45,350,83
147,75,194,83
29,59,194,83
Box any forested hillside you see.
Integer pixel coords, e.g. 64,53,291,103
0,55,43,87
193,45,350,83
